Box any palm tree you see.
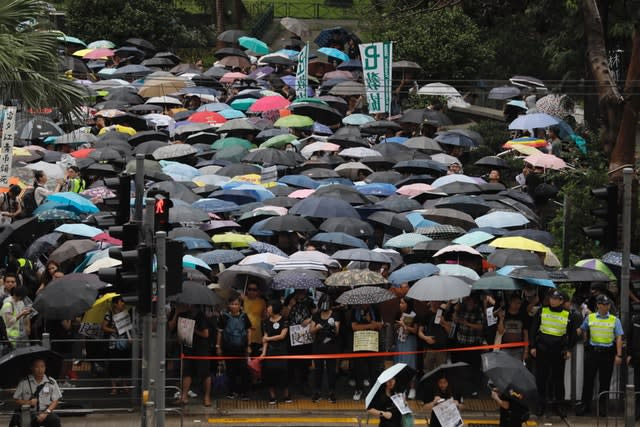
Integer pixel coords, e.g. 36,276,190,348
0,0,86,115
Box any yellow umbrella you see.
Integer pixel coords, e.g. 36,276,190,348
81,292,120,324
99,125,137,136
12,147,32,156
72,48,94,57
507,144,541,156
138,76,189,98
231,174,262,185
489,236,550,254
212,232,256,248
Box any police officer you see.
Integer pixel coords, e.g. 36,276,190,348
576,294,623,416
529,289,578,416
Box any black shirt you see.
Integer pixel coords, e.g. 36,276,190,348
421,310,450,349
368,390,402,427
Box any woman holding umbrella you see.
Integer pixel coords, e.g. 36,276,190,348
366,375,402,427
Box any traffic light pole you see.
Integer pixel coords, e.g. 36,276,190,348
134,154,145,222
621,168,634,427
141,198,155,427
155,231,167,427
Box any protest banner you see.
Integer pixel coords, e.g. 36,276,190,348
359,42,392,114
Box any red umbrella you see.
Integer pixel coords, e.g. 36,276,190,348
92,232,123,245
248,95,291,113
188,111,227,125
71,148,95,158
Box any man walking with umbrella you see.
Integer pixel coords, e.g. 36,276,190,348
529,290,578,416
12,358,62,427
575,294,623,416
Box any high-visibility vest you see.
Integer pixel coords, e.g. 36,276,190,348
539,307,569,337
587,312,616,345
66,178,85,193
1,300,21,343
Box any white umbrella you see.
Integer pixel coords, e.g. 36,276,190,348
24,161,65,180
146,96,182,106
406,276,471,301
84,257,121,273
417,83,461,98
365,363,407,409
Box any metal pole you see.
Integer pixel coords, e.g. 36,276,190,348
134,154,145,222
562,193,570,267
625,384,636,427
155,231,167,427
41,332,50,350
621,168,632,382
140,198,155,427
143,198,155,246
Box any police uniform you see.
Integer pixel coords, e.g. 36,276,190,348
529,290,578,415
577,294,623,415
13,374,62,427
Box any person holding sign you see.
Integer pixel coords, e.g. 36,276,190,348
169,303,212,406
351,303,383,401
102,296,131,396
418,301,452,372
286,289,315,396
422,373,464,427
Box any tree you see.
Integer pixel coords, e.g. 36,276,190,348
361,5,494,81
66,0,181,49
0,0,85,115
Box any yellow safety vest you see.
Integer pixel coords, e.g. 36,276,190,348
539,307,569,337
2,300,21,343
587,313,616,345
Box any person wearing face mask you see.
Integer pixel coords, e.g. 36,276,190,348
310,294,340,403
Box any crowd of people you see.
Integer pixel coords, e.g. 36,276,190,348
1,24,640,427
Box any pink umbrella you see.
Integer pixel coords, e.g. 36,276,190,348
83,48,115,59
254,205,288,216
220,72,248,84
288,189,315,199
397,183,436,197
92,232,123,246
524,153,567,170
249,95,291,113
322,70,354,81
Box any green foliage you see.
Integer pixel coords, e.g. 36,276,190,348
361,5,494,80
0,0,85,116
66,0,182,49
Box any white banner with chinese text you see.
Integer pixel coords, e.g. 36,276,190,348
0,107,17,188
295,43,309,99
359,42,392,114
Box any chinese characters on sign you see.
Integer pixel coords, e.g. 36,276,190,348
0,107,17,188
295,43,309,99
358,42,393,114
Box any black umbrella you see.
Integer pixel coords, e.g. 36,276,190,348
328,126,368,148
557,266,611,283
289,196,359,218
415,225,466,240
403,136,443,153
314,184,371,205
33,274,103,319
437,181,483,195
497,190,535,208
48,239,97,264
289,102,343,125
129,130,169,145
216,163,261,177
176,281,221,306
169,226,211,241
374,195,422,213
488,249,543,268
301,168,341,179
17,117,64,141
336,286,395,305
482,351,537,405
474,156,510,170
133,140,169,156
394,159,447,176
242,149,304,167
125,37,156,52
367,210,413,232
360,120,402,135
217,29,248,43
262,215,317,233
504,229,554,247
418,362,473,399
434,195,492,218
319,217,374,238
332,248,391,263
413,239,453,253
0,346,63,387
365,171,402,184
214,47,249,59
148,181,201,204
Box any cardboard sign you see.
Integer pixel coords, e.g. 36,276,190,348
353,330,379,352
289,323,313,347
177,317,195,348
113,310,132,336
432,398,464,427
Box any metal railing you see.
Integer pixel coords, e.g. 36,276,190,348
596,386,638,427
244,1,359,19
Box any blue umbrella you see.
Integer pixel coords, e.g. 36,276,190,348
249,218,274,237
337,59,362,71
313,122,333,135
249,241,287,257
35,209,81,221
475,211,530,228
405,212,439,230
196,249,245,265
45,192,99,214
55,223,103,238
496,265,555,288
183,254,212,270
318,47,349,62
279,175,320,189
389,263,440,286
310,232,367,249
452,231,495,247
382,137,408,144
174,237,214,251
192,198,239,213
342,113,374,125
220,183,275,202
161,161,200,179
468,227,509,236
357,183,397,197
198,102,231,112
508,113,559,130
289,196,359,218
209,190,257,205
384,233,431,249
436,264,480,280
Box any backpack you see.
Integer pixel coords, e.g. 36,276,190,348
223,312,248,349
20,188,38,217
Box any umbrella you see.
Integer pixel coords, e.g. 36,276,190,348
319,217,374,238
318,47,350,62
367,211,414,232
329,81,365,96
310,232,367,249
472,273,524,291
33,274,103,319
217,29,247,43
417,82,461,97
503,229,554,247
249,95,290,113
509,75,545,88
343,114,375,126
249,241,288,257
452,230,495,247
388,263,439,286
524,153,567,170
176,281,221,306
274,114,314,128
419,209,476,230
482,351,537,404
325,270,388,287
0,346,63,388
365,363,410,409
261,215,317,233
212,232,256,248
54,223,103,238
280,17,310,37
508,113,558,130
436,264,480,280
272,269,324,290
48,239,97,264
434,195,491,218
217,264,274,289
418,362,473,398
575,258,617,281
601,251,640,268
384,233,430,249
336,286,395,305
289,196,359,218
474,156,510,170
488,249,542,268
475,211,530,229
488,86,521,100
45,192,99,214
197,249,245,265
332,248,391,264
490,236,550,253
169,205,210,223
406,276,471,301
243,148,303,167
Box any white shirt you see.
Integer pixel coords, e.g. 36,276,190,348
13,375,62,412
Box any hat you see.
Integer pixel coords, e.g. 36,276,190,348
596,294,612,305
549,290,565,300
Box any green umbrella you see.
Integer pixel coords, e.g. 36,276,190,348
292,97,328,105
261,133,297,148
211,137,254,150
575,258,617,281
214,145,249,162
57,35,87,47
230,98,256,111
472,272,524,291
238,36,270,55
274,114,314,128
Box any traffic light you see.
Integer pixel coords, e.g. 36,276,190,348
165,239,185,297
107,223,140,251
148,190,173,232
116,174,132,225
582,184,619,250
